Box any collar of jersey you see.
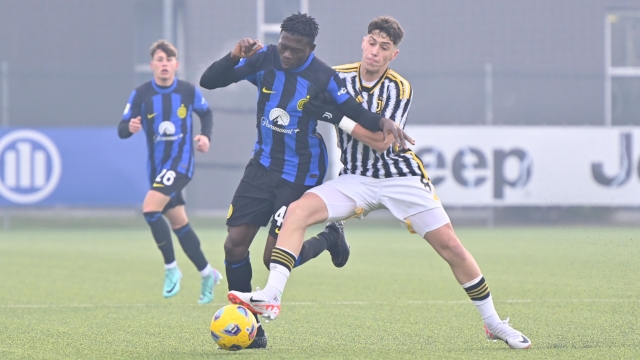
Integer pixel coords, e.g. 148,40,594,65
357,63,389,93
152,78,178,93
285,52,315,73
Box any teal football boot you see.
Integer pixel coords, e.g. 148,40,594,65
198,268,223,304
163,267,182,298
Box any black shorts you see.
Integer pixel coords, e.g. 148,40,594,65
149,169,190,213
227,158,313,239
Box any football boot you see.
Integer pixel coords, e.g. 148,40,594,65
198,268,223,304
484,317,532,349
163,267,182,298
324,221,350,268
228,288,281,321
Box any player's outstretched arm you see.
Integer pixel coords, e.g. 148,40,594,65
307,92,413,149
350,123,393,153
199,38,263,90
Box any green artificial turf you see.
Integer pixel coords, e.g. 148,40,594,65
1,224,638,359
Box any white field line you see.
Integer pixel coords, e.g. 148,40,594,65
1,298,638,309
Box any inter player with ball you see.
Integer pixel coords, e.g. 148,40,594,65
200,13,410,348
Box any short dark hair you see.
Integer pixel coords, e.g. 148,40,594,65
150,39,177,58
368,16,404,46
280,13,319,43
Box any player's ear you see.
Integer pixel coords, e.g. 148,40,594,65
310,43,316,52
390,48,399,61
361,36,367,49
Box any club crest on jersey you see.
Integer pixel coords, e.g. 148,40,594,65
269,108,290,126
177,104,187,119
297,96,310,111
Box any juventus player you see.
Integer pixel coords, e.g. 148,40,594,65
229,16,532,350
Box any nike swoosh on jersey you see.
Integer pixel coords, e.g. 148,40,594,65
262,87,276,94
147,113,157,119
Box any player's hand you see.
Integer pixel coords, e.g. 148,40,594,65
129,116,142,134
194,135,210,153
379,118,414,149
302,92,343,125
231,38,263,61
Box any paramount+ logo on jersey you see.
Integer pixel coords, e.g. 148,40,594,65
415,146,532,199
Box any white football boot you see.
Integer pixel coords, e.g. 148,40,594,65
484,317,532,349
228,288,281,321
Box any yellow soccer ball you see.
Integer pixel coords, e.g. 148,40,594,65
210,304,258,351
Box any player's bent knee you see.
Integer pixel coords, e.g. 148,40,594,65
284,195,327,227
283,201,315,226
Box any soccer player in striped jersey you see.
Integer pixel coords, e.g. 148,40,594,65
229,16,532,350
118,40,222,305
200,13,410,349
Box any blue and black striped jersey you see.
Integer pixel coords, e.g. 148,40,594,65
201,45,357,186
120,79,212,183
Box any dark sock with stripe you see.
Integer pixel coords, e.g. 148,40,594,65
173,223,208,271
225,252,252,293
270,247,297,272
295,233,329,268
143,211,175,265
463,276,491,302
226,253,264,335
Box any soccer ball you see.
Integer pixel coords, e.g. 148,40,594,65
210,304,258,351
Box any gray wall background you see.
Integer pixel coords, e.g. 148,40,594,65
1,0,639,211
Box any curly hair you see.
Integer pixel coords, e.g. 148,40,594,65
280,12,319,43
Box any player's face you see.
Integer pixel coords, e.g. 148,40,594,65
361,31,399,75
277,31,316,70
150,50,179,85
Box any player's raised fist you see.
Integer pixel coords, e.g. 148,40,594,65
129,116,142,134
231,38,263,61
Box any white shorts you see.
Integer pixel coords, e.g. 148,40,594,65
307,174,450,237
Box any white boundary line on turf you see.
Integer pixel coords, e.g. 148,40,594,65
1,299,638,308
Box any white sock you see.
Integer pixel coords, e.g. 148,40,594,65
262,263,290,302
474,296,501,330
164,261,177,269
462,274,501,329
199,264,213,277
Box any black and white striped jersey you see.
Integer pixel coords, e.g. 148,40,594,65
334,62,425,179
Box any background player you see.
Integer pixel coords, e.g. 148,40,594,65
118,40,222,305
199,13,411,348
228,16,532,350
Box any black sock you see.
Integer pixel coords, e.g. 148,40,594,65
295,232,330,268
225,252,252,292
255,315,265,336
143,211,175,265
173,223,208,272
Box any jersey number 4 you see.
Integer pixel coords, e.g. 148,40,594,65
274,206,287,227
155,169,176,186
